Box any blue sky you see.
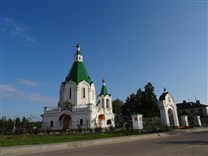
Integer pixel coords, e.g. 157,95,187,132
1,0,207,120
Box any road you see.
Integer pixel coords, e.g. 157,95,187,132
23,131,208,156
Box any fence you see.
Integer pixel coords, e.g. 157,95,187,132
179,116,208,127
121,118,163,131
142,118,162,130
43,119,114,131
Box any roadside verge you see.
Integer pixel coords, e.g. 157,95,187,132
1,127,207,156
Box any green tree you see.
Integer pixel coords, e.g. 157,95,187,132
142,82,160,117
122,89,143,121
0,116,7,134
15,117,21,127
122,82,160,121
6,118,14,129
112,99,124,127
22,117,31,129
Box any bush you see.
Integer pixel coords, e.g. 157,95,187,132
94,127,102,132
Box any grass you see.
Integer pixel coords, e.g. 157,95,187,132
0,126,171,147
0,133,121,147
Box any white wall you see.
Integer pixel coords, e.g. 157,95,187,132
159,93,179,127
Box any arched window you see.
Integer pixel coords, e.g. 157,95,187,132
69,88,72,99
82,88,86,98
50,121,53,128
80,119,83,126
106,99,109,108
107,119,112,125
102,99,104,108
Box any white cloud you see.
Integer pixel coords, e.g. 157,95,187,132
27,93,56,104
1,84,56,105
16,79,48,87
1,84,23,97
3,17,36,43
16,79,38,87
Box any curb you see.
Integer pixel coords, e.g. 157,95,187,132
0,127,207,156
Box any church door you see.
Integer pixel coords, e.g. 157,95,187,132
98,114,105,128
63,115,71,130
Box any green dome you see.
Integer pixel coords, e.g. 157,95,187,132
159,88,168,101
65,61,93,85
99,79,111,96
64,44,93,85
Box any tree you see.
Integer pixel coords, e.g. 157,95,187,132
122,89,144,121
122,82,160,122
6,118,14,129
0,116,7,134
22,117,31,129
142,83,160,117
15,117,21,127
112,99,124,127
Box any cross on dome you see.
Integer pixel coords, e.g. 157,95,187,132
102,79,106,86
77,43,81,51
163,88,167,92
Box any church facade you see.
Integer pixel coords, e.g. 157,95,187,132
42,44,115,130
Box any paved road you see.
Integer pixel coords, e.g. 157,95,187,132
23,131,208,156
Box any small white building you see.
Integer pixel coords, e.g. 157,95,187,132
42,44,115,130
158,88,179,128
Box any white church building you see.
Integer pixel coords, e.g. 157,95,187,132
42,44,115,130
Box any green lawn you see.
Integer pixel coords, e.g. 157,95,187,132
0,133,121,147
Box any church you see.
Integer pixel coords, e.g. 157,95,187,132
42,44,115,130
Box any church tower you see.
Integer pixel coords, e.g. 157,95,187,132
97,79,114,127
59,44,96,110
97,79,113,113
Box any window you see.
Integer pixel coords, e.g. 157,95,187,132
107,119,112,125
50,121,53,128
82,88,86,98
69,88,72,99
102,99,104,108
80,119,83,126
106,99,109,108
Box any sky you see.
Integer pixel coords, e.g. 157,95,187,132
1,0,207,120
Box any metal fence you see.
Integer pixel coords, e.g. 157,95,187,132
142,118,162,130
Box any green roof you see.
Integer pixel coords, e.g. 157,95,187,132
159,92,168,101
99,85,111,97
65,61,93,85
76,50,81,55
